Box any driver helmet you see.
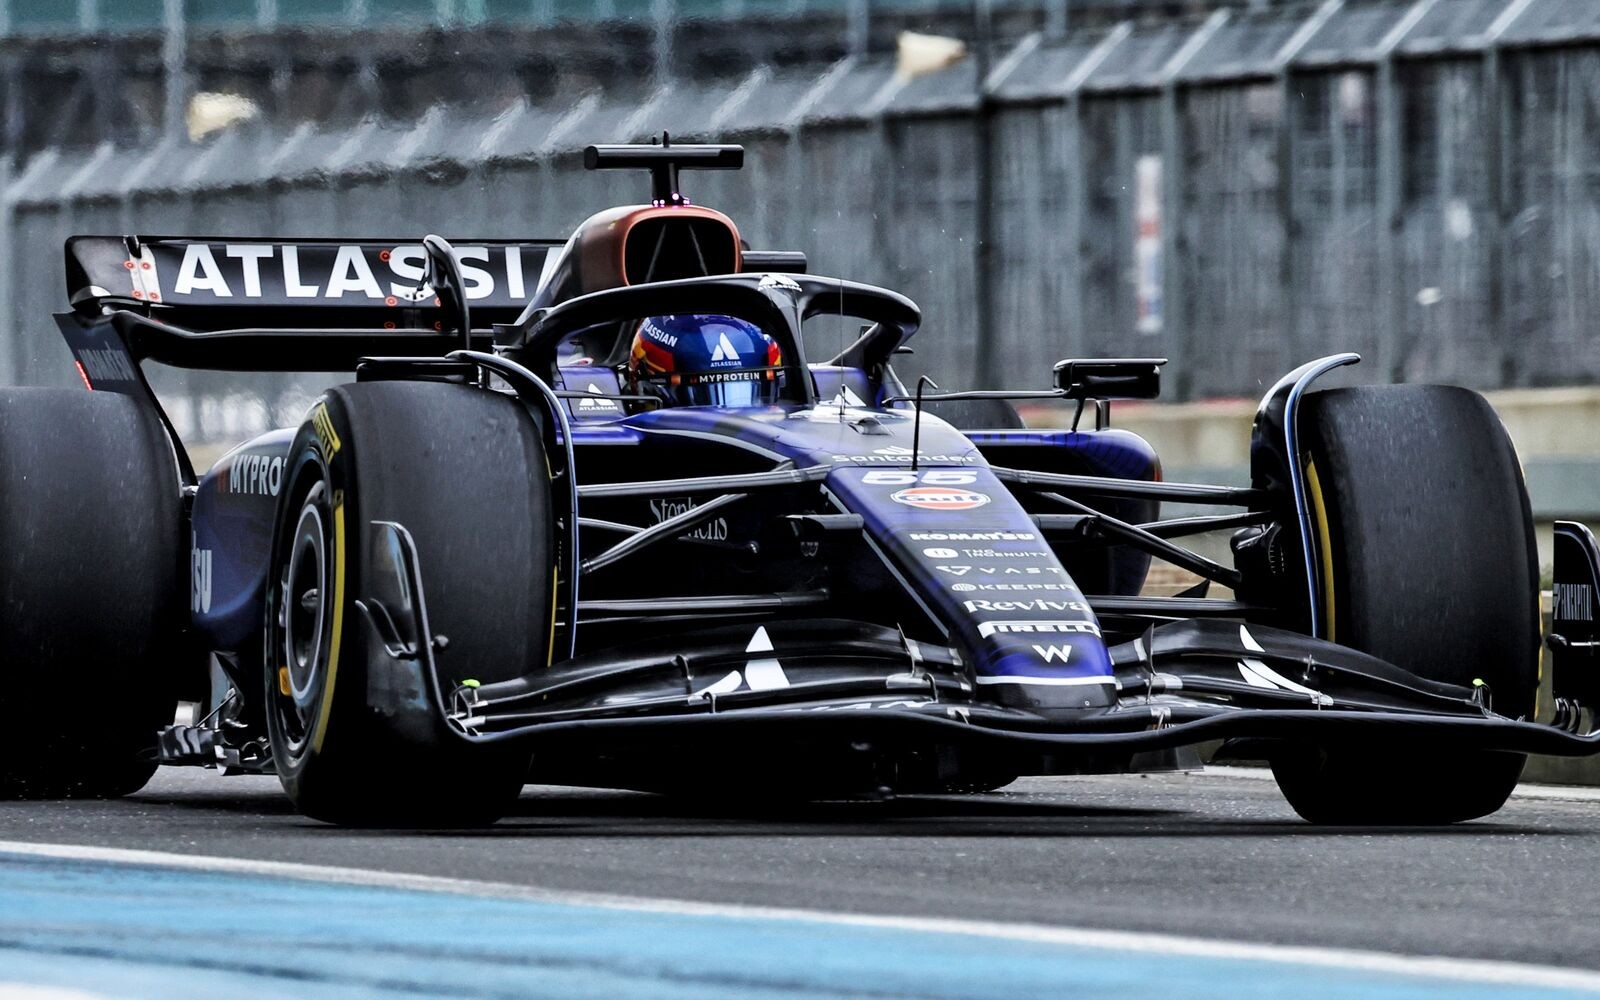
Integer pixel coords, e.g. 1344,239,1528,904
627,314,783,408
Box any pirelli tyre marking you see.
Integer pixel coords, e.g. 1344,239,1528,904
311,492,347,755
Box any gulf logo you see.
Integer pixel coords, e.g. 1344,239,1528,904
891,487,991,511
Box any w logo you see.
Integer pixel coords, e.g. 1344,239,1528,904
710,332,740,364
1032,644,1072,663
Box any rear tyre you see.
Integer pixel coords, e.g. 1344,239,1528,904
0,388,184,799
265,381,552,826
1270,385,1539,824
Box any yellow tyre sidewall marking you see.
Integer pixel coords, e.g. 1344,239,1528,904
543,453,559,669
1305,459,1337,641
548,566,559,667
310,491,346,755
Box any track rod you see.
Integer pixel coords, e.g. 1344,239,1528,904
989,466,1268,506
578,464,829,499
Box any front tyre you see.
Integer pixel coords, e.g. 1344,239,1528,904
1270,385,1539,825
265,381,552,826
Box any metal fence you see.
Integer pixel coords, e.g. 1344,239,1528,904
6,0,1600,446
0,0,1108,35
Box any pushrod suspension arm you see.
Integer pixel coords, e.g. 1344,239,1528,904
1039,492,1242,589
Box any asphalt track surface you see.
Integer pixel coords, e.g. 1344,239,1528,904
3,767,1600,997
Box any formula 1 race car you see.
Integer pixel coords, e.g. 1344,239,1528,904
9,140,1600,826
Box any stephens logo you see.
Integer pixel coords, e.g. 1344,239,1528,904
891,487,990,511
649,496,729,542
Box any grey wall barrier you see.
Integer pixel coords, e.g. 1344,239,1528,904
6,0,1600,451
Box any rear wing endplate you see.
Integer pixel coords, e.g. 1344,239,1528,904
1551,520,1600,721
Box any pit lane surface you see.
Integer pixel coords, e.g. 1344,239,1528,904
2,768,1598,996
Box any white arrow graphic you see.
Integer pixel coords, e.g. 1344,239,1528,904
691,626,789,698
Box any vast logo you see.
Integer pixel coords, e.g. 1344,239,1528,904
938,565,1063,577
977,621,1101,638
892,487,991,511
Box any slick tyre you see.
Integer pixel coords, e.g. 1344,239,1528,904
265,381,552,827
1271,385,1539,825
0,388,184,799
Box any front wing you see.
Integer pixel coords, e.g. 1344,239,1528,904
360,518,1600,776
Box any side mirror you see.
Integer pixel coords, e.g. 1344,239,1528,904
1053,358,1166,400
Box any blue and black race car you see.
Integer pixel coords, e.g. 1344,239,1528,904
12,140,1600,825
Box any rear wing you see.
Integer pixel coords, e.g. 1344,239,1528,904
67,235,562,332
62,235,807,374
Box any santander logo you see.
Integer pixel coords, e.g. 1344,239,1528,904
890,487,991,511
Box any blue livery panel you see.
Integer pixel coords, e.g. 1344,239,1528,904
190,429,296,652
191,378,1149,712
824,466,1113,709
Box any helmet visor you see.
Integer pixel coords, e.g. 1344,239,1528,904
667,370,783,408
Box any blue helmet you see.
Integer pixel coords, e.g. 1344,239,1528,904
628,314,784,408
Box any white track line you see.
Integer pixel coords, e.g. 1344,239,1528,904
0,838,1597,992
